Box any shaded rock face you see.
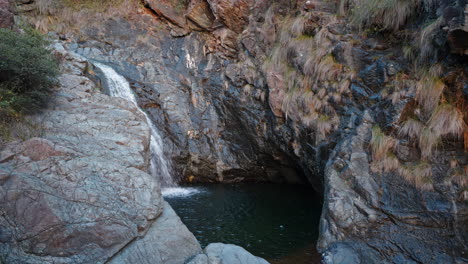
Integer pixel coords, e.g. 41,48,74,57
0,44,201,264
69,15,307,185
319,111,467,263
0,0,14,29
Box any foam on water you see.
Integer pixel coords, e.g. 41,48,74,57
162,187,204,198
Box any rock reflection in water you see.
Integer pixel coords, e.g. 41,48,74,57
165,183,322,263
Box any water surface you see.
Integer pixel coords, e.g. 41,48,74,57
164,184,322,263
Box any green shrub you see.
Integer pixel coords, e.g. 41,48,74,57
0,27,58,122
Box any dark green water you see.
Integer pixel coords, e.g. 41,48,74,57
164,184,322,263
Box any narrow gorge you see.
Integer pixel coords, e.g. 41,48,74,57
0,0,467,264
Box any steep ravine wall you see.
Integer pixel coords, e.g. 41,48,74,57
7,0,468,263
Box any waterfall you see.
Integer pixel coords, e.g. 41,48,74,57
94,62,175,187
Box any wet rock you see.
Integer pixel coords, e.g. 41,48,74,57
187,243,269,264
322,243,360,264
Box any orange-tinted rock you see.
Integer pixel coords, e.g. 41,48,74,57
21,138,66,161
186,0,215,31
265,70,285,117
144,0,188,29
207,0,253,33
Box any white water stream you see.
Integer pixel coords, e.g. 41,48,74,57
94,62,203,197
94,62,176,185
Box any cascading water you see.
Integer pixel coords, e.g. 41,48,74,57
94,62,176,187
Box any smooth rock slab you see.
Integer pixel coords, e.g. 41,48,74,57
108,201,201,264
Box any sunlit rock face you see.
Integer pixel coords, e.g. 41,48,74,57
0,44,201,264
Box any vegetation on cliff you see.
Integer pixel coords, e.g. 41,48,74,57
23,0,139,33
261,1,466,194
0,27,58,120
0,27,58,140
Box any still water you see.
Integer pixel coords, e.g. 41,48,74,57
164,184,322,264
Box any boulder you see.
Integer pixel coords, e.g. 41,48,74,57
187,243,270,264
108,201,201,264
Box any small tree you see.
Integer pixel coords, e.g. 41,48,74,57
0,27,58,121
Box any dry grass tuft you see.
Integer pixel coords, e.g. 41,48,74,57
349,0,437,31
399,117,424,139
316,114,333,136
416,17,444,63
418,127,439,159
398,162,433,190
371,125,396,161
23,0,137,34
415,66,445,113
429,103,465,138
371,152,400,173
350,0,419,31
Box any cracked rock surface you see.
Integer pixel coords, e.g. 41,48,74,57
0,43,201,264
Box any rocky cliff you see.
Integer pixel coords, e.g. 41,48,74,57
0,40,203,263
4,0,468,263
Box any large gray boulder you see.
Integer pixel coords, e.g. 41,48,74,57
108,201,202,264
187,243,269,264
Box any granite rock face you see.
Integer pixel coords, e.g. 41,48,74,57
108,201,202,264
0,44,201,264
